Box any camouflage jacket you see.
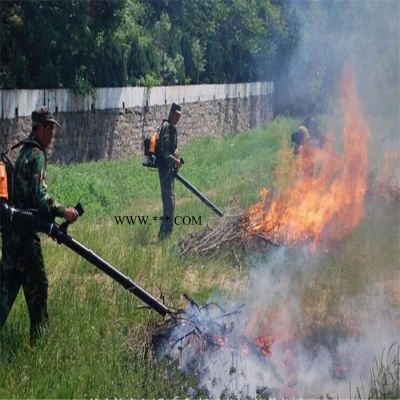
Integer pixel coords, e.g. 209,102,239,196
158,119,177,169
13,137,65,219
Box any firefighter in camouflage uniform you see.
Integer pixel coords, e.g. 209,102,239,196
157,103,182,239
0,108,79,342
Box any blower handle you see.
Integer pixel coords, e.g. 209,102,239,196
59,203,85,234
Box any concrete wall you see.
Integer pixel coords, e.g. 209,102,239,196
0,82,273,163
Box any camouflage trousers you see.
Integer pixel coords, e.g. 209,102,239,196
158,167,175,239
0,229,48,341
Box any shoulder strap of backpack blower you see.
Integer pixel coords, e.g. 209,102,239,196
1,138,44,157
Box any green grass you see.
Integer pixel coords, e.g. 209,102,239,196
0,116,399,398
354,344,400,399
0,118,292,398
49,117,288,219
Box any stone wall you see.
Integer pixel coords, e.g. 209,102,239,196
0,83,273,163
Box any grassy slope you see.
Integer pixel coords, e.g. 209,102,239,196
0,118,291,397
0,116,398,398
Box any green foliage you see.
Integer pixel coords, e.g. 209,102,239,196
173,53,186,84
191,39,206,84
0,0,300,89
0,0,124,89
72,65,93,97
141,73,161,88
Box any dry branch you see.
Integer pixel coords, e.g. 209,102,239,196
175,212,278,257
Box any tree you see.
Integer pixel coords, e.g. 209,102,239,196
153,12,171,84
0,0,301,89
191,39,206,84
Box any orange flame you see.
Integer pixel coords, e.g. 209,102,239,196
253,335,274,356
244,67,370,250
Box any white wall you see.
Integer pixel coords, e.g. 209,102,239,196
0,82,273,120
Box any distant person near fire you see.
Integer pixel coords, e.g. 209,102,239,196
291,116,326,155
291,116,326,178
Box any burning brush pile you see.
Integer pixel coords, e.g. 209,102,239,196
150,277,399,398
177,67,398,258
152,67,400,398
151,294,294,398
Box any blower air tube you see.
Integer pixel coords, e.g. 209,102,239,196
0,200,170,317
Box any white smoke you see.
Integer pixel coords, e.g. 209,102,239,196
162,246,399,398
278,0,399,172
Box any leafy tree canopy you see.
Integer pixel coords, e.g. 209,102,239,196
0,0,299,91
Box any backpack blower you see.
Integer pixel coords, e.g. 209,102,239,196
0,160,171,317
143,132,224,217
